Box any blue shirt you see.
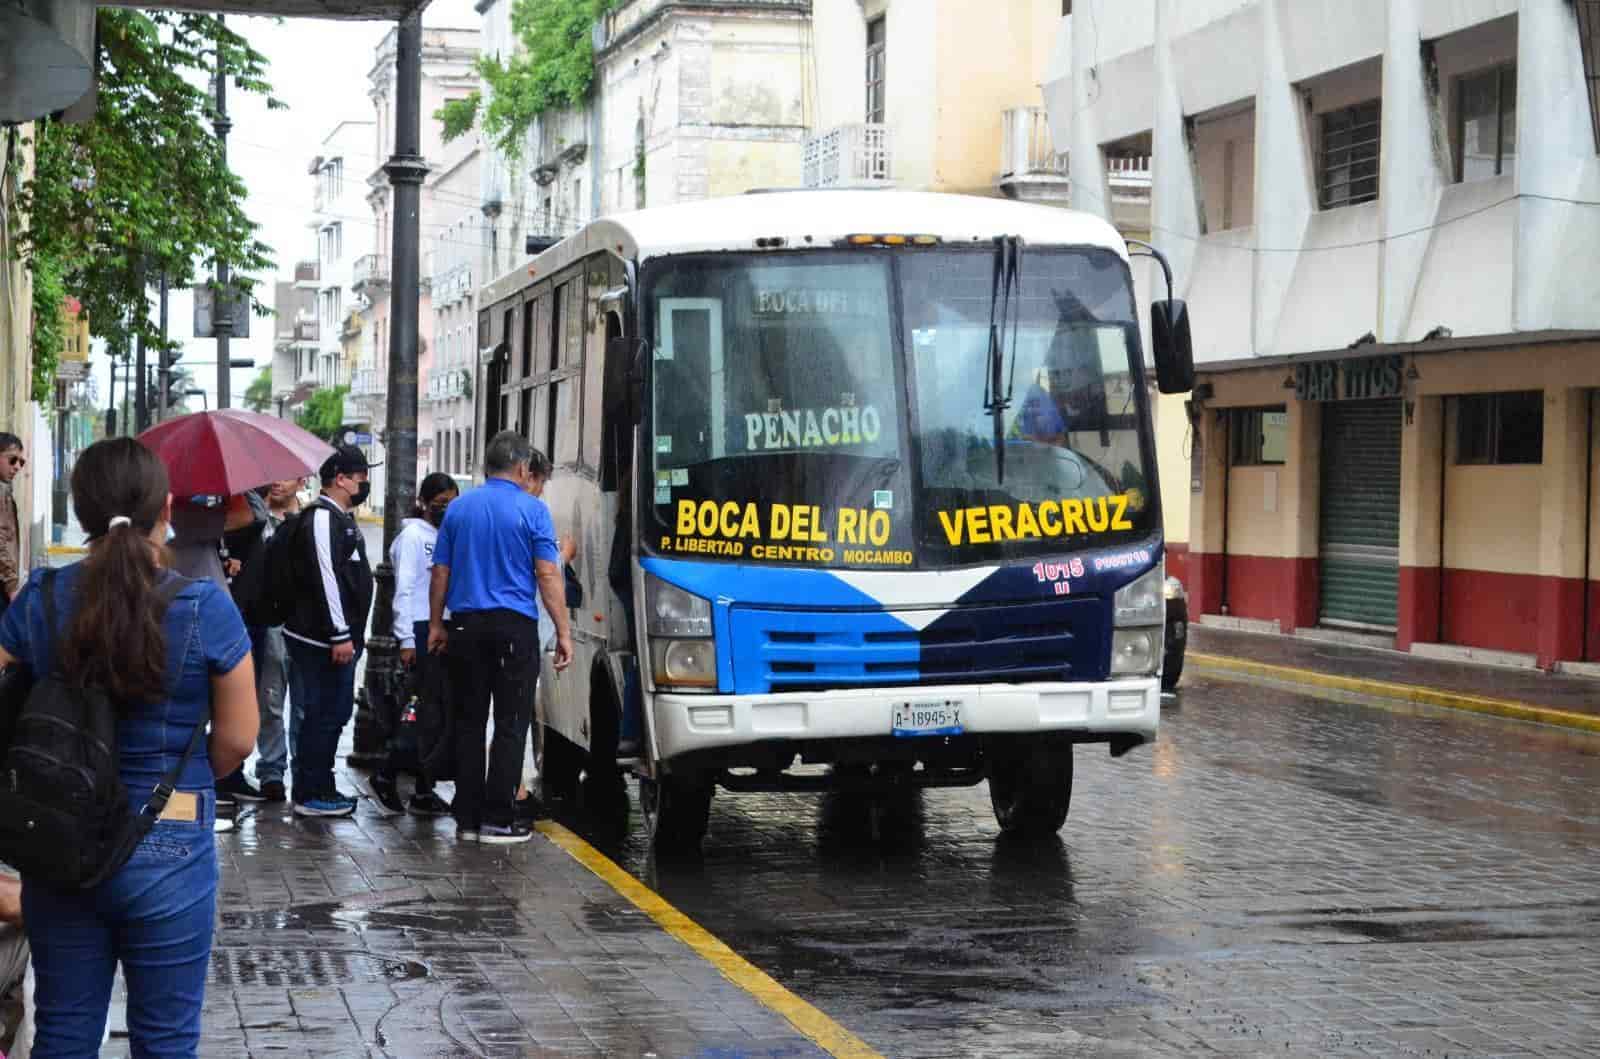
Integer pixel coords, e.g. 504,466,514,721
0,564,250,796
434,477,561,622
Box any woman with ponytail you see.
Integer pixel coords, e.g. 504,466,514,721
0,438,259,1056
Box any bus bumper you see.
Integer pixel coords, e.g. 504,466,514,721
651,678,1160,762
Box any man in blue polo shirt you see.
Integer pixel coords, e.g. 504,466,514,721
428,431,573,844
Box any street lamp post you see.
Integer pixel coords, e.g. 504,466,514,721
353,13,427,767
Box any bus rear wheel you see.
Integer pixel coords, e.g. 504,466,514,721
987,739,1073,838
640,772,713,852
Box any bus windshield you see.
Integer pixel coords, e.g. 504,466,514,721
642,247,1155,570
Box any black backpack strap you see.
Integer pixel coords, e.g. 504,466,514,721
139,574,202,821
39,568,58,673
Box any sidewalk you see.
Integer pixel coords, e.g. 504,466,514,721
91,736,854,1058
1189,625,1600,733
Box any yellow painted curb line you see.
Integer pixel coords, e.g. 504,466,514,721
1190,652,1600,734
46,545,86,556
536,820,884,1059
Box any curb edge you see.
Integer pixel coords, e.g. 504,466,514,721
1189,652,1600,735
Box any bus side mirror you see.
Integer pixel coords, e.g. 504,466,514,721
605,337,646,425
1151,299,1194,394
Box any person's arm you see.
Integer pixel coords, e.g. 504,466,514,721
197,581,258,776
0,496,20,599
310,506,354,664
428,564,451,653
560,533,578,564
535,558,573,670
0,873,20,927
208,655,259,777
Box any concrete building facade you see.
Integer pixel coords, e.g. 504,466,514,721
270,264,320,415
1043,0,1600,670
308,121,373,396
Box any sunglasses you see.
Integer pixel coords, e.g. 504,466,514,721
5,455,23,468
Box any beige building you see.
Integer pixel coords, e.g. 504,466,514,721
1044,0,1600,671
594,0,812,212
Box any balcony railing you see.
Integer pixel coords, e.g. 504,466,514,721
1000,107,1067,180
426,366,470,404
352,253,389,293
802,123,894,188
294,261,320,286
349,368,386,398
431,263,473,306
293,320,319,343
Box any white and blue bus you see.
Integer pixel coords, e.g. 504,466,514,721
474,190,1193,847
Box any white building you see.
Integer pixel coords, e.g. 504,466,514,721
307,120,373,393
1043,1,1600,670
270,264,320,415
426,131,481,479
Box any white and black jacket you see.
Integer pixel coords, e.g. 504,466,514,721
284,496,374,652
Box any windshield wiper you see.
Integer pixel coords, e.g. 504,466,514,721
983,235,1023,484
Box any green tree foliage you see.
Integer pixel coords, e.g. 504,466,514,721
436,0,615,159
295,386,348,441
243,367,273,413
12,10,278,401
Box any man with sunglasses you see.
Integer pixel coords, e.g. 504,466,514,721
0,433,22,616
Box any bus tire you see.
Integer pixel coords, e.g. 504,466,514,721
539,724,582,803
987,739,1073,838
640,772,712,852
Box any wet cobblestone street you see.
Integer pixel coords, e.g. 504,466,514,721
98,666,1600,1057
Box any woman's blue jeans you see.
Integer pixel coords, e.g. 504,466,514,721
22,792,219,1058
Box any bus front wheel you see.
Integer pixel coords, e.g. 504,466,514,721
640,772,713,852
987,738,1073,838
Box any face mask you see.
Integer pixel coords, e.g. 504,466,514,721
425,505,447,527
352,481,372,508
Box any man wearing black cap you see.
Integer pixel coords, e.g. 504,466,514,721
283,445,375,817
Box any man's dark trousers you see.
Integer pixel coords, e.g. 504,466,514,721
448,609,540,830
287,638,362,800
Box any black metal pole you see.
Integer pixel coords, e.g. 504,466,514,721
134,264,149,433
157,272,170,421
213,20,233,410
353,13,428,767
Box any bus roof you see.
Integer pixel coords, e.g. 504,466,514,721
481,190,1129,306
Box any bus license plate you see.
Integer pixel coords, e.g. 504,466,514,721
892,700,964,737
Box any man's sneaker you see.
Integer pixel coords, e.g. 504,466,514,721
214,799,238,834
294,796,358,818
478,822,535,845
370,775,406,815
260,780,287,804
409,791,453,817
457,825,479,842
216,774,267,803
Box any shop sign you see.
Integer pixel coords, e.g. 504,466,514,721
1293,354,1403,402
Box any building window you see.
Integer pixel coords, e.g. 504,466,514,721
1455,64,1516,183
1230,406,1289,466
865,17,886,125
1318,100,1380,209
1456,391,1542,465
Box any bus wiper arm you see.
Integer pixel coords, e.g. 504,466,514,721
982,235,1023,484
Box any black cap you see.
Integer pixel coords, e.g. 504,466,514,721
320,444,373,482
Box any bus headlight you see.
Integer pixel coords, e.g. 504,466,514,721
1110,628,1161,676
651,639,717,689
1113,566,1165,627
645,572,712,638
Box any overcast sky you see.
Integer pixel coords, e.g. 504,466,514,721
92,0,479,412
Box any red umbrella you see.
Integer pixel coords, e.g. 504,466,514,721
137,409,336,497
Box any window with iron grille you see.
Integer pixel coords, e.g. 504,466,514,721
1454,64,1517,183
866,18,886,125
1456,391,1543,465
1318,100,1381,209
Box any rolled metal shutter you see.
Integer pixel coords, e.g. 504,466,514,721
1319,398,1401,629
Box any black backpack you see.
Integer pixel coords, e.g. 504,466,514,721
0,570,202,891
238,511,304,628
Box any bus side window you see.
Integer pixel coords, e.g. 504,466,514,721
591,308,621,485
